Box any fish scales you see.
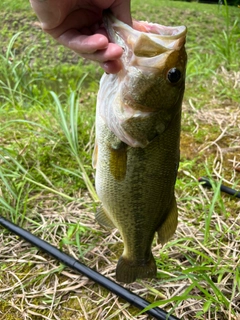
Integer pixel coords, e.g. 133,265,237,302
93,13,187,283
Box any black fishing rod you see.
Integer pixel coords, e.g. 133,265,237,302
198,177,240,198
0,215,180,320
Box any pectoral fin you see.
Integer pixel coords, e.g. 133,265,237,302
157,196,178,245
109,139,127,181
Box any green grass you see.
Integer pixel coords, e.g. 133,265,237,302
0,0,240,319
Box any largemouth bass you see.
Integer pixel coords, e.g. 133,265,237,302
93,14,187,283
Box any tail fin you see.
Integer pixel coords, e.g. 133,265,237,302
116,254,157,283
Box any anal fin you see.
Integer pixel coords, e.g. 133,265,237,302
96,205,115,229
157,196,178,245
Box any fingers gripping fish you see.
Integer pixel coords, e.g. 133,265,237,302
92,13,187,283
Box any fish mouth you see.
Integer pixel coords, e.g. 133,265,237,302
103,12,187,58
99,12,187,148
132,20,186,38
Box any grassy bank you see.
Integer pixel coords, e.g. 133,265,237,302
0,0,239,319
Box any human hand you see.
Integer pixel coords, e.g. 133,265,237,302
30,0,132,73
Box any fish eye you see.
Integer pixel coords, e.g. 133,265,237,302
167,68,182,83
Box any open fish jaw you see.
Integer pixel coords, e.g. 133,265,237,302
105,14,187,58
98,15,187,148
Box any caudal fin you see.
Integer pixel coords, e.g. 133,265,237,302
116,254,157,283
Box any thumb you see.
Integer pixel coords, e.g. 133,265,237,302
30,0,70,29
110,0,132,26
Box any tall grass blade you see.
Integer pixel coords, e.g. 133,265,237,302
50,81,98,202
